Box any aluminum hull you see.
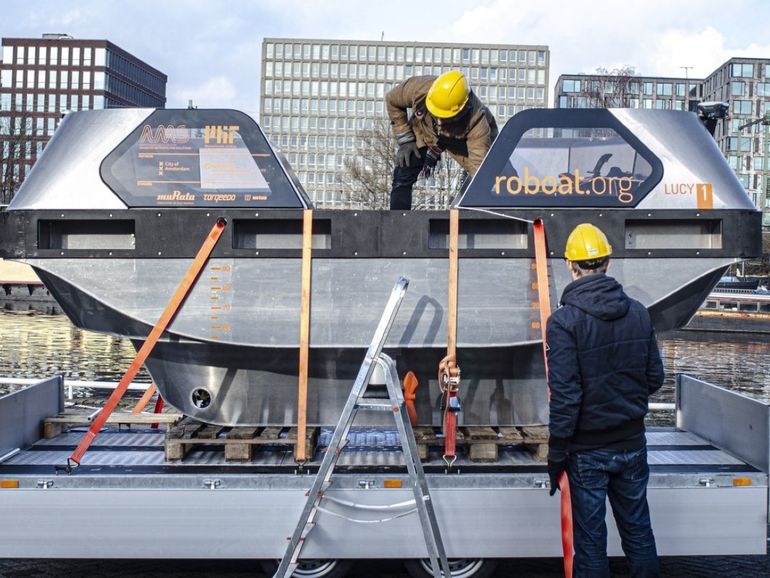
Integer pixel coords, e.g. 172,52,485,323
0,107,762,426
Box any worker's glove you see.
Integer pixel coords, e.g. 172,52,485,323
395,131,421,168
547,438,569,496
421,146,443,178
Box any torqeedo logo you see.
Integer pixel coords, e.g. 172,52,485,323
494,167,636,204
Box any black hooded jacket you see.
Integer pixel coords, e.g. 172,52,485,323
546,273,665,451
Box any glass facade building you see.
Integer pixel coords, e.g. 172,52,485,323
1,34,167,198
261,38,550,208
702,57,770,224
554,73,702,111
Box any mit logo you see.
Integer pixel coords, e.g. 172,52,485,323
204,125,240,145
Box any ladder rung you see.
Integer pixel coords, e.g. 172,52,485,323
355,400,396,411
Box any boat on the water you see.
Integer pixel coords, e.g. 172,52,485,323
685,287,770,333
0,107,762,427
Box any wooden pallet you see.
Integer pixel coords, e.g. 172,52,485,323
43,409,183,439
164,418,319,462
413,425,549,462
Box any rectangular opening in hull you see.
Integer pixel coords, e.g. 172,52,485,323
624,219,722,249
234,219,331,249
428,219,528,249
38,220,135,250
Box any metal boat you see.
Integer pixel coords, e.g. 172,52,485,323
0,107,761,426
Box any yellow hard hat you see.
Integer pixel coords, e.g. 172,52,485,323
565,223,613,261
426,71,470,118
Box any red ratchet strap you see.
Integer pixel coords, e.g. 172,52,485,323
533,218,573,578
63,218,227,473
438,355,460,468
151,394,165,430
440,209,461,469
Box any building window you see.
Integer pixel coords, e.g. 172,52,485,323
731,63,754,78
562,79,581,92
731,82,745,96
733,100,753,115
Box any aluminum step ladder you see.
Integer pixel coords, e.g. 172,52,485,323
275,277,450,578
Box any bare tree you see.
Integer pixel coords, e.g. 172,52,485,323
341,117,466,210
0,111,33,206
341,118,393,210
412,154,466,210
583,66,638,108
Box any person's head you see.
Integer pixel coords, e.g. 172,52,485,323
564,223,612,279
426,71,470,124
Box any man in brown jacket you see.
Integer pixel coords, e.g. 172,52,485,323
385,70,498,209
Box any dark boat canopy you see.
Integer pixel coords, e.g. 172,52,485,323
456,108,754,212
101,109,312,209
10,108,312,210
8,107,755,213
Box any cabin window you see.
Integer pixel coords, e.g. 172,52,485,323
233,219,331,249
38,220,135,250
428,219,528,249
624,219,722,250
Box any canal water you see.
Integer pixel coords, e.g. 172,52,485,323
1,308,770,423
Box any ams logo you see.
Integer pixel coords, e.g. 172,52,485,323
664,183,714,209
139,124,189,145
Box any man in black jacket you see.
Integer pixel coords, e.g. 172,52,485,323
546,223,664,578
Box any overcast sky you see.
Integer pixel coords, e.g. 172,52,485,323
3,0,770,116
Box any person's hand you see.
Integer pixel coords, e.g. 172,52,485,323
547,440,568,496
421,146,442,178
396,141,421,168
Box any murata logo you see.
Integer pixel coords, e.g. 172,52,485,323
494,168,636,204
663,183,714,209
139,124,189,144
156,190,195,203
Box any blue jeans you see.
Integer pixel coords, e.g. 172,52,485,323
567,447,660,578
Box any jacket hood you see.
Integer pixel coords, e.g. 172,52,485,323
560,273,630,321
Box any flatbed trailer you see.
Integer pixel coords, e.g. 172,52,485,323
0,374,767,577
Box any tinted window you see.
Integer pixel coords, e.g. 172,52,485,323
101,109,309,208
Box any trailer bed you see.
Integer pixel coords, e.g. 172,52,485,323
0,375,767,560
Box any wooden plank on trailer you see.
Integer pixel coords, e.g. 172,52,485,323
498,426,525,443
195,425,226,439
464,426,499,462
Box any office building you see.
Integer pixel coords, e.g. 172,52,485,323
261,38,550,208
701,57,770,221
554,72,702,111
1,34,167,201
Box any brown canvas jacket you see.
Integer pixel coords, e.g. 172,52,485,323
385,75,498,175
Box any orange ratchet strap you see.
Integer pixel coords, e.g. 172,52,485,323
131,383,157,414
440,208,461,469
295,209,313,463
533,218,573,578
63,218,227,472
403,371,420,427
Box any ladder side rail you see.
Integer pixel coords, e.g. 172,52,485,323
275,277,409,578
380,355,450,578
